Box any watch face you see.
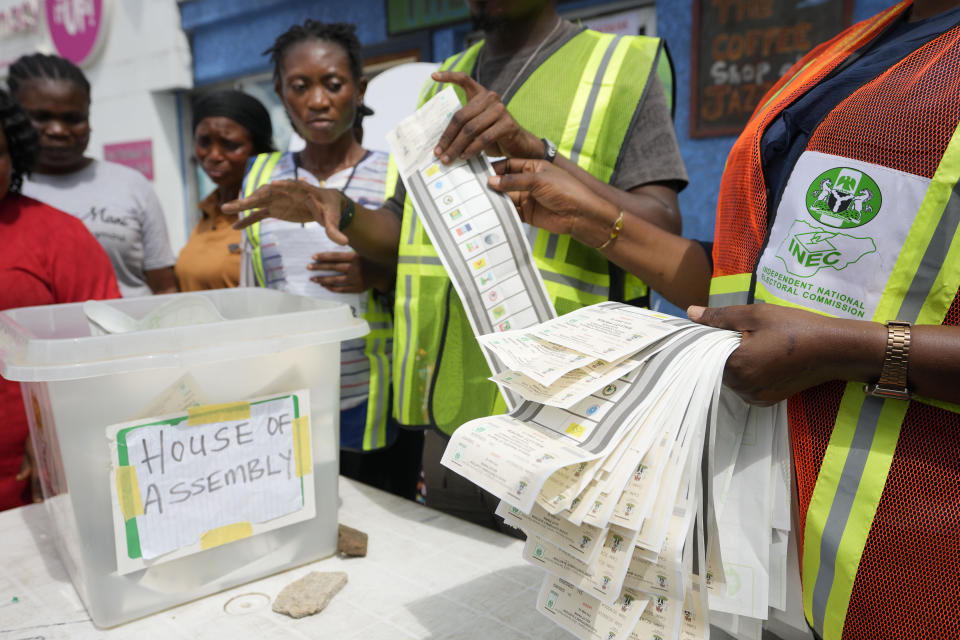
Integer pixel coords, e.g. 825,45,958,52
543,138,557,161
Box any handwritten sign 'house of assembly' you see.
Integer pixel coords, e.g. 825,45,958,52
107,391,315,574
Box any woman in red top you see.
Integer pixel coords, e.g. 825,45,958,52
0,88,119,511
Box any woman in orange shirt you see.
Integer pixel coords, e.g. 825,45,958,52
175,90,274,291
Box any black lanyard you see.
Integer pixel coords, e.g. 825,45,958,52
292,150,368,228
293,150,367,195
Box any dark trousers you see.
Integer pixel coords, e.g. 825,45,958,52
340,425,424,501
420,429,525,539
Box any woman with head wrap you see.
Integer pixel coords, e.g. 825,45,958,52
175,90,274,291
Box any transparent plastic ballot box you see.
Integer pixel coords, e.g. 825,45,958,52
0,289,368,627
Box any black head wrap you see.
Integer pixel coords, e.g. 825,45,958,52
192,90,274,154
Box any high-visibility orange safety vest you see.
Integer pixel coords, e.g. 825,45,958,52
710,2,960,638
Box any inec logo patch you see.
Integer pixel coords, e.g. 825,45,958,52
757,151,926,321
806,167,882,228
776,219,876,278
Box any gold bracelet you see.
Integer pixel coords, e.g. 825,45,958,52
596,210,624,250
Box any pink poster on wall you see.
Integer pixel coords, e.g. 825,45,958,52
45,0,107,65
103,139,153,180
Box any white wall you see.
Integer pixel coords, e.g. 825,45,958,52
0,0,194,250
81,1,194,251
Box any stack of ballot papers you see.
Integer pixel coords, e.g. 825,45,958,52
441,302,801,640
386,84,803,640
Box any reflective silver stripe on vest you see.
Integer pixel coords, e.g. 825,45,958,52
397,273,414,421
708,291,751,308
448,47,470,71
545,232,560,260
406,209,419,245
428,48,471,101
569,35,623,166
540,270,608,297
895,187,960,321
397,255,444,266
810,396,884,633
246,154,271,197
369,337,385,446
809,176,960,635
244,154,280,286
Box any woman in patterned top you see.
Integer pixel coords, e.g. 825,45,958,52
237,20,420,499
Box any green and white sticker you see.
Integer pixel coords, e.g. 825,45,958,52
805,166,882,228
756,151,930,320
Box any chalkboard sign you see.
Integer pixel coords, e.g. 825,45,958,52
387,0,469,35
690,0,852,138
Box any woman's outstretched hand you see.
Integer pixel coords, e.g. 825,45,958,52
225,180,350,246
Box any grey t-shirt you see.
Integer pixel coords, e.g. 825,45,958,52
384,20,688,215
22,160,175,297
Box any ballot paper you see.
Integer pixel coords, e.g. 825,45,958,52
439,303,767,640
525,524,640,605
497,500,607,567
491,356,646,409
531,304,681,362
395,76,794,640
443,311,727,514
477,331,594,386
537,574,650,640
708,399,776,620
387,87,556,410
267,226,363,312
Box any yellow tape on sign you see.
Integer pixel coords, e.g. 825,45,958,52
200,522,253,549
186,401,251,426
115,466,144,520
293,415,312,477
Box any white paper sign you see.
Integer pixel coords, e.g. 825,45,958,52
107,390,316,573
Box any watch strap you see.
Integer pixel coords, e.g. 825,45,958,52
864,320,912,400
541,137,558,163
338,196,356,231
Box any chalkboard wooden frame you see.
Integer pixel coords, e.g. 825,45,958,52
689,0,852,139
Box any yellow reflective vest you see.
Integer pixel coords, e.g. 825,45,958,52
389,30,672,434
242,151,394,451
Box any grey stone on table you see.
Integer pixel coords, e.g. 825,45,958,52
272,571,348,619
338,523,368,557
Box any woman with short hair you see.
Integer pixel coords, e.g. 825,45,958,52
238,20,418,499
9,53,176,297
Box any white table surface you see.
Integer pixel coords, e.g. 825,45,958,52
0,477,574,640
